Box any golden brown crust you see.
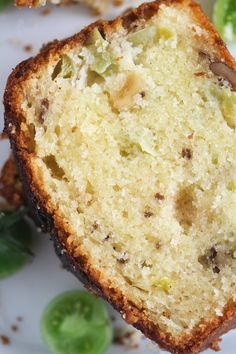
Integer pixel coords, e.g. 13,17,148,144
4,1,236,353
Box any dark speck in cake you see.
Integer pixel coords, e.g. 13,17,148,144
24,45,33,53
182,148,192,160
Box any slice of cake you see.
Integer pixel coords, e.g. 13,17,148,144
4,1,236,352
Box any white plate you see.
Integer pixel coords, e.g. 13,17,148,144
0,1,236,353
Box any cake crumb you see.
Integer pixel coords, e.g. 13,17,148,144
16,316,23,322
113,0,123,6
187,132,194,140
11,325,18,332
0,335,10,346
0,155,24,208
113,326,143,349
0,132,8,140
40,8,51,16
24,45,33,53
209,337,222,352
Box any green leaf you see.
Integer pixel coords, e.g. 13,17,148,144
0,0,12,10
0,209,33,279
213,0,236,43
86,28,112,75
0,208,27,231
51,54,75,80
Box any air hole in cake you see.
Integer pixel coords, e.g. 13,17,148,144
76,206,84,214
198,244,234,274
112,243,123,252
122,210,128,218
120,149,129,157
212,155,218,165
43,155,65,180
54,125,60,136
39,98,49,123
86,181,95,195
25,123,36,153
175,186,196,229
87,70,105,87
113,184,121,192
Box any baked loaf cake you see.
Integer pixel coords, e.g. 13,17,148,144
4,1,236,352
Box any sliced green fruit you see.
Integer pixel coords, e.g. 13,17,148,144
157,27,174,40
128,26,174,47
52,54,75,80
213,0,236,43
41,290,113,354
221,92,236,128
153,277,172,293
128,26,156,46
86,28,105,46
86,28,111,74
0,209,33,279
211,85,236,128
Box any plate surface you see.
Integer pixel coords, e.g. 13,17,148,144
0,1,236,353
